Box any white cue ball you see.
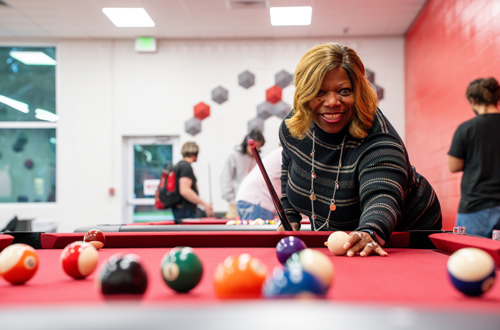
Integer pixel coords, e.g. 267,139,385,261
327,231,350,256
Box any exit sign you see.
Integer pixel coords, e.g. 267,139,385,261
135,37,157,53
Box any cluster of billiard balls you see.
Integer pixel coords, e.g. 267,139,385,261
213,236,334,299
0,230,497,299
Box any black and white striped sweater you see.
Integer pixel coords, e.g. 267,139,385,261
279,109,442,243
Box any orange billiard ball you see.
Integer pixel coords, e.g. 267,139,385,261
214,254,268,299
0,243,39,284
83,229,106,250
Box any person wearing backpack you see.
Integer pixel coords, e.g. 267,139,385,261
172,142,214,222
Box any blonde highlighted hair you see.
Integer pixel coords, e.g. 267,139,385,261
286,43,378,139
181,141,199,157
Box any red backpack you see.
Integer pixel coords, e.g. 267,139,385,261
154,165,182,209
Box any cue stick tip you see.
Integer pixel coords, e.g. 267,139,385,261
248,139,255,148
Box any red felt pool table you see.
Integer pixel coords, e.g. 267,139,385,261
1,231,499,330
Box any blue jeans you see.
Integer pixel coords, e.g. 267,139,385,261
236,201,275,220
172,206,197,224
456,206,500,238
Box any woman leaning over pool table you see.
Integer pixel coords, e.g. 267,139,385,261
277,43,442,257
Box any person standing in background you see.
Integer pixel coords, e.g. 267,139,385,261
220,129,265,218
448,77,500,238
235,146,282,220
173,142,214,223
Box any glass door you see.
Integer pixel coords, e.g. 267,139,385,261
123,136,180,223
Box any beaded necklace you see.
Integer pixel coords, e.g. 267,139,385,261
309,130,346,231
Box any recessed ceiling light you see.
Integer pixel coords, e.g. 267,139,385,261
9,51,56,66
270,6,312,26
102,8,155,27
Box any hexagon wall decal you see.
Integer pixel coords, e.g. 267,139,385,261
211,86,228,104
185,117,202,136
194,102,210,120
266,85,282,104
238,70,255,89
275,70,293,88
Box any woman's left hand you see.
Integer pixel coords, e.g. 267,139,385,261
343,231,388,257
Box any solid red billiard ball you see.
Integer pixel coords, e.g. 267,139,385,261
214,254,268,299
83,229,106,250
60,241,98,279
0,243,39,284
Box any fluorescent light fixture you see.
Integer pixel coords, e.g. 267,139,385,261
0,95,29,113
35,108,59,122
9,51,56,66
102,8,155,27
270,6,312,26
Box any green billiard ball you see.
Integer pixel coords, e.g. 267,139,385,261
161,247,203,293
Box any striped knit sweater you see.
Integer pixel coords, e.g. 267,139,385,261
279,109,442,243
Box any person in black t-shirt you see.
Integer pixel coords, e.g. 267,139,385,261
172,142,214,223
448,77,500,238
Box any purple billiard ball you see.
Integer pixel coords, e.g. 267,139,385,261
276,236,307,264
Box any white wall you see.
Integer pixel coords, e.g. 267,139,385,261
0,37,404,232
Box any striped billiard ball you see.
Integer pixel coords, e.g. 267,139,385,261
447,248,496,296
0,243,39,284
60,241,98,279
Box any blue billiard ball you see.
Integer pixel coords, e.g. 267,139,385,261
447,248,496,296
276,236,307,264
262,266,326,298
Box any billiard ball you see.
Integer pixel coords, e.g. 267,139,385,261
60,241,98,279
276,236,307,264
161,247,203,293
262,266,326,298
285,249,335,291
214,254,268,299
0,243,39,284
326,231,349,256
83,229,106,250
97,253,148,296
250,218,265,225
447,248,496,296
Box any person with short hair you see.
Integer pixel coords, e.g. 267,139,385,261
448,77,500,238
172,142,214,222
279,43,442,257
220,129,265,218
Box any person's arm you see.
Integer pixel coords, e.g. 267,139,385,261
448,155,464,173
448,124,466,173
354,136,408,252
178,177,214,216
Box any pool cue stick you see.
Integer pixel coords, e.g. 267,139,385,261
247,139,293,231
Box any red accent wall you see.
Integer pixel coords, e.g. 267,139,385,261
405,0,500,230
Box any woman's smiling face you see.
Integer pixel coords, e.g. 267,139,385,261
308,67,355,134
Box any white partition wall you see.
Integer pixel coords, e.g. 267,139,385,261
0,37,404,232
